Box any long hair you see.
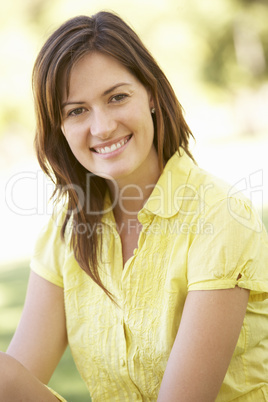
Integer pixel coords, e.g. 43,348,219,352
32,11,194,300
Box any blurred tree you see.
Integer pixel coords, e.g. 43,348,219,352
167,0,268,136
1,0,268,143
198,0,268,90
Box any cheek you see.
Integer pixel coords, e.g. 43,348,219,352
138,111,155,141
61,123,88,149
127,105,153,131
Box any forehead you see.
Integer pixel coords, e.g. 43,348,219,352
65,52,136,95
73,51,127,73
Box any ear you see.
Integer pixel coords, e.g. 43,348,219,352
148,91,155,110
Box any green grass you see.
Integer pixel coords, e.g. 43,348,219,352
1,209,267,401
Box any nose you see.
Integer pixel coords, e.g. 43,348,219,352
90,108,117,139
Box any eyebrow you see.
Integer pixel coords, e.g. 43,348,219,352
61,82,131,109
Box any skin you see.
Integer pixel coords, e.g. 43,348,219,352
0,351,60,402
157,287,249,401
61,51,160,263
61,52,159,196
2,51,250,400
1,272,66,400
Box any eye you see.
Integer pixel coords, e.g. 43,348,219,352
68,107,86,117
110,93,128,103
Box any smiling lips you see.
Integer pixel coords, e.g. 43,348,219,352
91,134,132,155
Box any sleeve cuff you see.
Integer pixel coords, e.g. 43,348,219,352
46,385,67,401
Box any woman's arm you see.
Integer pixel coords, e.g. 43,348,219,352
6,270,68,384
158,286,250,402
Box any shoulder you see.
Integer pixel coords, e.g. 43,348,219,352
30,204,71,287
187,162,244,207
38,203,71,243
165,150,247,210
186,163,265,234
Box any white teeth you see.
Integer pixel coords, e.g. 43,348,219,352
94,136,130,154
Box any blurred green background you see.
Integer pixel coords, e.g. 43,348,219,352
1,0,268,400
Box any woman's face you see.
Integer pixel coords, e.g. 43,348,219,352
61,52,158,185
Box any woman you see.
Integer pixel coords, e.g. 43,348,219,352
1,11,268,401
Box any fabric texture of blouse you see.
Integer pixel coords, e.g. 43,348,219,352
31,150,268,401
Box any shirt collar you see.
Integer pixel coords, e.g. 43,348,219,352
101,149,196,225
138,149,195,221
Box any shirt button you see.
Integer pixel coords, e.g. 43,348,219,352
120,358,125,367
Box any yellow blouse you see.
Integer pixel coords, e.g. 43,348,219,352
31,151,268,401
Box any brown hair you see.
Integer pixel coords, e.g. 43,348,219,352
32,11,194,299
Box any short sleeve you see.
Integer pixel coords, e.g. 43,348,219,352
30,208,69,287
187,197,268,294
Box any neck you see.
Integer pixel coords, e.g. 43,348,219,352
107,152,161,223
